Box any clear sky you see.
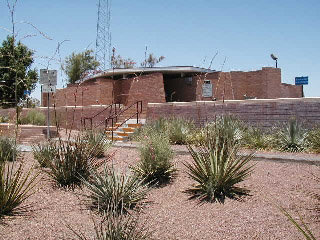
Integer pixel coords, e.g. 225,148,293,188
0,0,319,100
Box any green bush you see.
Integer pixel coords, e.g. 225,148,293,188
70,206,152,240
0,116,9,123
0,136,20,162
306,127,320,153
241,127,272,150
0,161,39,217
273,119,308,152
185,137,254,203
81,166,149,213
39,136,105,188
20,109,46,126
83,130,112,158
166,117,195,145
131,132,176,185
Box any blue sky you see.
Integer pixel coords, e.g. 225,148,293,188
0,0,319,100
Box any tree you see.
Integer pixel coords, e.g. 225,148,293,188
0,36,38,108
64,49,100,84
141,53,165,67
111,48,136,68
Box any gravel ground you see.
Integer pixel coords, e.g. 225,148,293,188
0,147,319,240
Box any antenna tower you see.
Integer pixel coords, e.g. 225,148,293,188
95,0,111,70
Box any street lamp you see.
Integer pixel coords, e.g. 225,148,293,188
270,54,278,68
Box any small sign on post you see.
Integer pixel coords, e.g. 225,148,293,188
40,69,58,139
295,76,308,85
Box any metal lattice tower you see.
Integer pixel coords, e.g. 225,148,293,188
95,0,111,71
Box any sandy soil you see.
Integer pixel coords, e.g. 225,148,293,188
0,147,319,240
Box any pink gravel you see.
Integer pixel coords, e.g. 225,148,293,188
0,147,319,240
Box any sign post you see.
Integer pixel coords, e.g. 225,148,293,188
40,69,57,139
295,76,308,98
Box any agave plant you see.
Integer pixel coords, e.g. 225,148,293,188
274,118,308,152
0,161,39,217
70,205,152,240
81,166,150,213
185,137,254,203
32,141,58,167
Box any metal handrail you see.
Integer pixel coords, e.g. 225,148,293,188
82,102,121,130
105,101,142,141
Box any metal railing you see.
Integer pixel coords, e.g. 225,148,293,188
82,102,121,130
105,101,143,141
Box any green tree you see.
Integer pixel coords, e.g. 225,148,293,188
64,49,100,84
0,36,38,108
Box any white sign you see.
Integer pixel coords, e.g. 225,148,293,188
40,69,57,85
42,85,56,93
202,80,213,97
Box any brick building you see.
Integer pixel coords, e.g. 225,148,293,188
42,66,302,110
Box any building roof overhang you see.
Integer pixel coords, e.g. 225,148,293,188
79,66,216,83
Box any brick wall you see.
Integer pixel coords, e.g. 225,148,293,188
146,98,320,128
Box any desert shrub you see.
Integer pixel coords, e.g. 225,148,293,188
306,127,320,153
70,206,152,240
81,166,149,213
186,128,207,146
166,117,195,145
241,127,272,150
131,132,175,185
83,130,112,158
185,137,255,203
40,136,105,188
0,116,9,123
32,142,58,167
20,109,46,126
0,136,20,162
0,161,39,217
272,119,308,152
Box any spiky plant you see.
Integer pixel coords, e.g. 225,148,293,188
0,136,20,162
70,206,152,240
32,141,58,167
0,161,39,217
185,137,254,203
81,166,150,213
41,136,105,188
274,118,308,152
83,130,112,158
131,132,176,185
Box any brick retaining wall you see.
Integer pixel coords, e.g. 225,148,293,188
146,98,320,128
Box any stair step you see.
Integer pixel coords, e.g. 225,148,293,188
105,131,129,137
122,127,135,133
127,123,142,128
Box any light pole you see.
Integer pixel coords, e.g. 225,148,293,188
270,54,278,68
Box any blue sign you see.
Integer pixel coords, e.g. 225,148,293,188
295,76,308,85
23,90,31,95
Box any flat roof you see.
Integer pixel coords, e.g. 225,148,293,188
80,66,216,82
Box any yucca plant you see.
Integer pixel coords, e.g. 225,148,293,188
70,205,152,240
41,136,105,188
131,132,176,185
81,166,150,213
273,118,308,152
83,130,112,158
0,136,20,162
0,161,39,217
32,141,58,167
185,137,255,203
